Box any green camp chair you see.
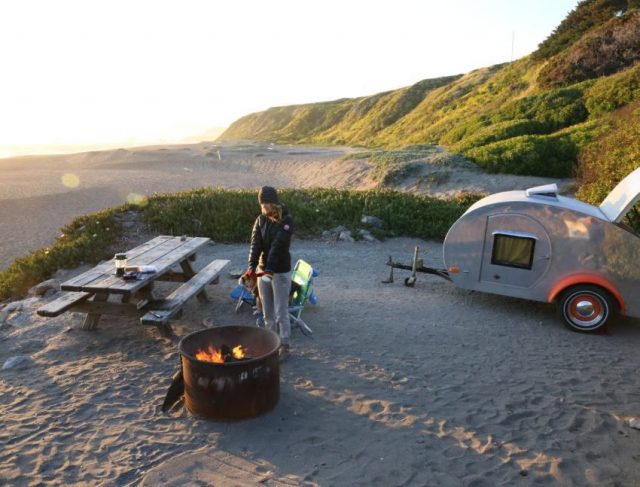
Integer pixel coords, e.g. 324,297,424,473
288,259,317,336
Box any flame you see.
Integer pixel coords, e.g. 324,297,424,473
195,345,224,363
195,344,247,363
232,345,245,359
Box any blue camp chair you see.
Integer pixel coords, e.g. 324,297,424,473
230,259,318,336
230,277,257,312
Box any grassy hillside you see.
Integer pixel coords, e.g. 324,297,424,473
220,75,460,145
218,0,640,190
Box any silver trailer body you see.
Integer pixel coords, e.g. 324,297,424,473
442,167,640,330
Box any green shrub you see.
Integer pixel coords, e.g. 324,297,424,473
585,63,640,115
453,119,546,152
464,134,577,177
493,86,589,131
0,209,124,299
553,119,603,147
440,116,491,145
440,86,589,157
576,102,640,206
533,0,629,60
141,188,481,242
537,10,640,87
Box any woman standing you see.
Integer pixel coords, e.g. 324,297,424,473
245,186,294,359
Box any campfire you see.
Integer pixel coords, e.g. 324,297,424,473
195,344,250,363
178,326,281,420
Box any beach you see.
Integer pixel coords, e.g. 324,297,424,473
2,142,636,486
2,236,640,486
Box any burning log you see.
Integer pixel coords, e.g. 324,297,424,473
195,344,250,363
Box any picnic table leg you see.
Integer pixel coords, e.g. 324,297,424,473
180,260,209,303
135,283,177,340
134,282,156,309
81,292,109,331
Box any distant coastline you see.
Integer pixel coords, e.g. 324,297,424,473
1,127,226,159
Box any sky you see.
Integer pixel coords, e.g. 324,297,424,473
0,0,580,156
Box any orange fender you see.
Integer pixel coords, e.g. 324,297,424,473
548,274,625,314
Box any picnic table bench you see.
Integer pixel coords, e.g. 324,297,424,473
37,235,229,339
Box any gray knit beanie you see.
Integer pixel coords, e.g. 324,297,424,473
258,186,279,204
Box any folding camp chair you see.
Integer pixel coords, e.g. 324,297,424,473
288,259,318,336
229,259,318,335
231,276,257,313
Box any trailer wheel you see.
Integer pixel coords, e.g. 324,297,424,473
556,284,615,333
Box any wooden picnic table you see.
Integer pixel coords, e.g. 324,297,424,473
37,235,229,339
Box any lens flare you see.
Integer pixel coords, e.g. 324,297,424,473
61,173,80,188
126,193,148,206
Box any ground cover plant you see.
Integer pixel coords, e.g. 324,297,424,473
141,188,480,241
576,101,640,205
0,189,481,301
0,209,124,299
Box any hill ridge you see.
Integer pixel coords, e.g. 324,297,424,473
218,1,640,204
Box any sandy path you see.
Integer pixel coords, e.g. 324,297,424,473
2,238,640,485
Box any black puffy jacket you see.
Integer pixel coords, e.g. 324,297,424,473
248,206,294,273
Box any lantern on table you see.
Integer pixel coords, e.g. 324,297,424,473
114,253,127,276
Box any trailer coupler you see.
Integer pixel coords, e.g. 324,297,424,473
382,246,451,286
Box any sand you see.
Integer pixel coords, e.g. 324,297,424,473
2,236,640,486
3,142,639,486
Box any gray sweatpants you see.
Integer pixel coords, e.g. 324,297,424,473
257,271,291,345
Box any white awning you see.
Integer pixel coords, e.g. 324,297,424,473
599,166,640,222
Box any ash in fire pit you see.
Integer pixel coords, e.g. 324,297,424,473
175,326,281,420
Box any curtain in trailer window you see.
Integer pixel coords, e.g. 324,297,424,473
491,234,535,269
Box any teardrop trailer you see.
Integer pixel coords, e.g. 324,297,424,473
385,167,640,333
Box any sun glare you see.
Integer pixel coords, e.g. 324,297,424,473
0,0,579,155
61,173,80,188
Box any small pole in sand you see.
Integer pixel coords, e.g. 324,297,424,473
217,149,221,161
382,256,394,284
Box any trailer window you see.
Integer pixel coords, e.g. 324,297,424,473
491,234,536,270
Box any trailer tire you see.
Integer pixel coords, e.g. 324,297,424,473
556,284,615,333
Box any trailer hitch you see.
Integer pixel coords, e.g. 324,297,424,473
404,245,420,287
383,245,452,285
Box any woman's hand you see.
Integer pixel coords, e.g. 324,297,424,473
258,271,273,283
241,269,256,280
